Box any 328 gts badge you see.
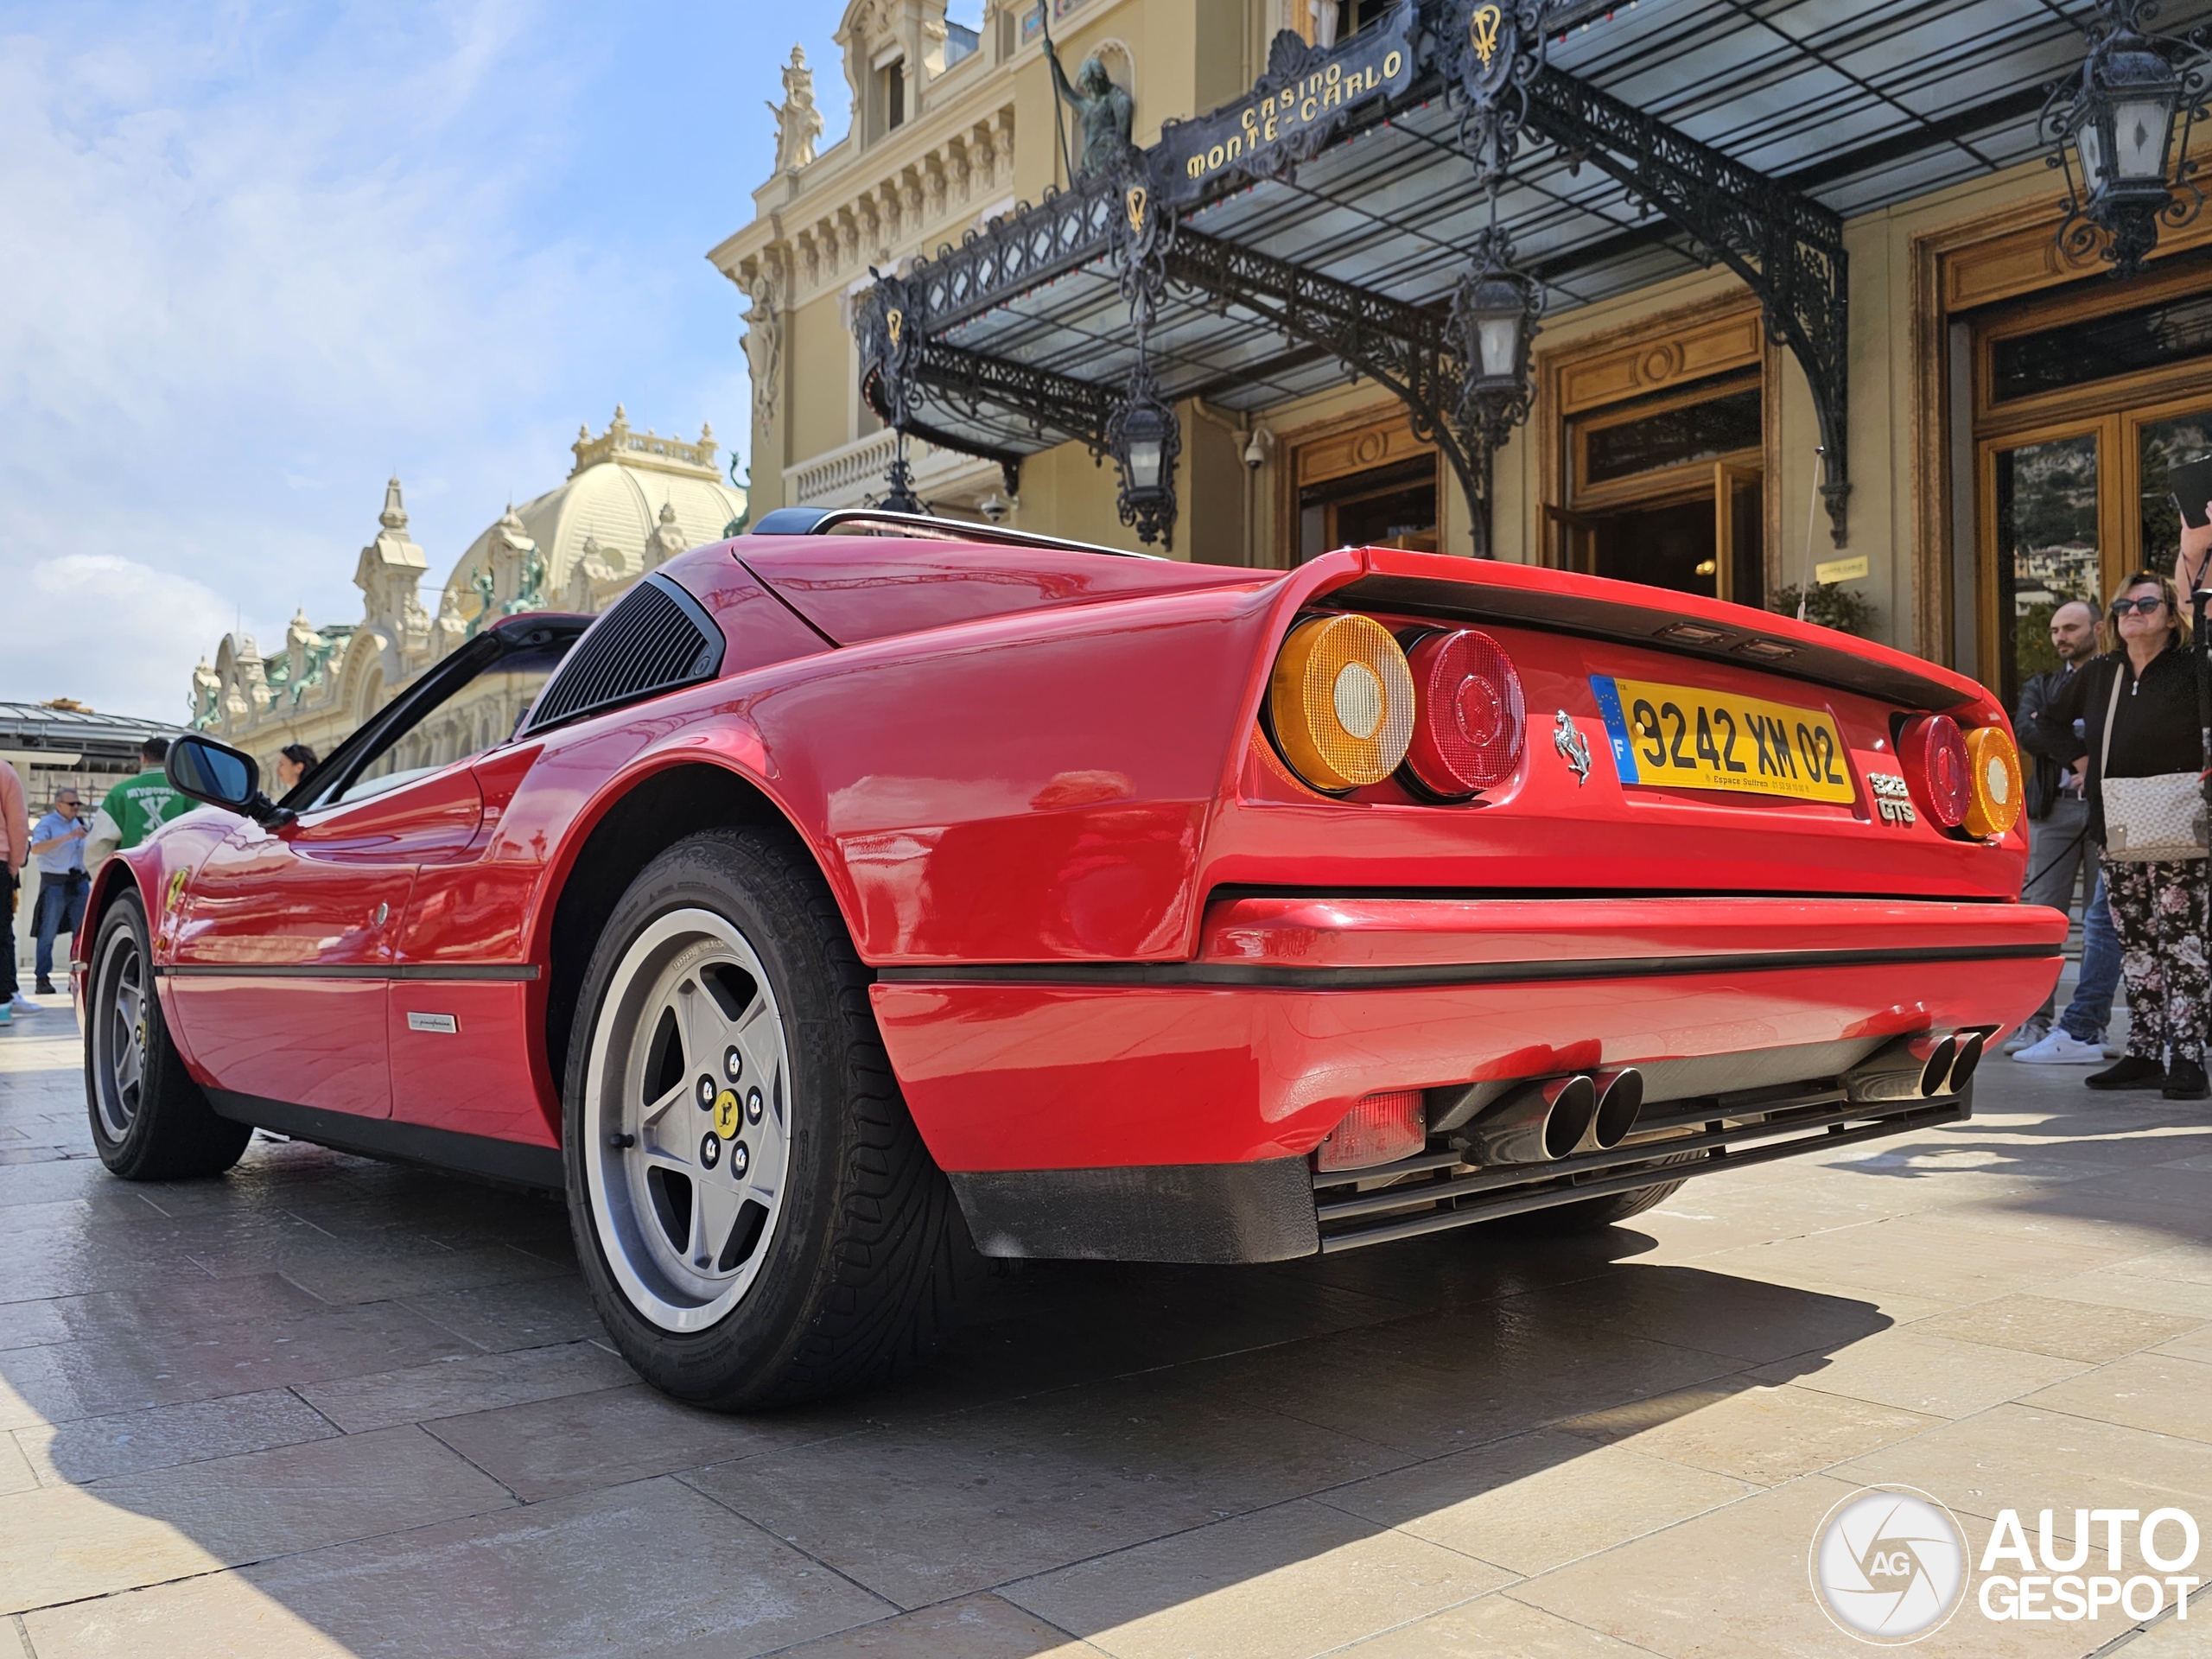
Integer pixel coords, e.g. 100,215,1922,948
1868,772,1917,825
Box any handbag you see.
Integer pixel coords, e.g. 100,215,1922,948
2098,667,2210,861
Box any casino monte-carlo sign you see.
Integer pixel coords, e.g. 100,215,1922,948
1158,2,1418,203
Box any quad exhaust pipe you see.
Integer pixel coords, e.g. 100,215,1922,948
1464,1066,1645,1166
1589,1067,1645,1149
1459,1028,1994,1172
1843,1029,1991,1103
1946,1029,1988,1093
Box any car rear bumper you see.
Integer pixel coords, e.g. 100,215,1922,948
873,894,2065,1260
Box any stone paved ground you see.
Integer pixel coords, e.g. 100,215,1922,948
3,1007,2211,1657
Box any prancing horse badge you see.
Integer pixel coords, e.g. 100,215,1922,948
1554,710,1592,785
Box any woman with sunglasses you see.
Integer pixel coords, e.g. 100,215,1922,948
2038,570,2211,1099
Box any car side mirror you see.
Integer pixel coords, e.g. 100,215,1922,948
166,735,293,827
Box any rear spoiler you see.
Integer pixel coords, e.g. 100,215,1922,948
1331,550,1982,715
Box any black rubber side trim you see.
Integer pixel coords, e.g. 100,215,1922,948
947,1159,1319,1264
208,1091,563,1192
879,941,2059,991
396,964,539,981
157,964,539,982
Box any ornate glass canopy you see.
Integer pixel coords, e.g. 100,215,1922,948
855,0,2212,554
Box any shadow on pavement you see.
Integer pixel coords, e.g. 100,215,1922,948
26,1022,2212,1653
0,1048,1903,1657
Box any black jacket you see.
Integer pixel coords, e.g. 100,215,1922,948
2015,662,2088,822
2037,643,2206,845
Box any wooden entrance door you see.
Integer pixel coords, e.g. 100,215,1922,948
1970,254,2212,708
1280,409,1441,566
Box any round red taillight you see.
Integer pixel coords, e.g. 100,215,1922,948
1899,714,1971,830
1400,628,1526,798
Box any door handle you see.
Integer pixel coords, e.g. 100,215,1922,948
373,902,390,927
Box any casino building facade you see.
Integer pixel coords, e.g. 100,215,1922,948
713,0,2212,710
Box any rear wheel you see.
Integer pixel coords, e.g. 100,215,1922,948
84,894,251,1180
565,827,972,1409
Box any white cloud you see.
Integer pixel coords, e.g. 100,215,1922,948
18,555,257,722
0,2,756,720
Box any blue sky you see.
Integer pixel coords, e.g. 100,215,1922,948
0,2,981,720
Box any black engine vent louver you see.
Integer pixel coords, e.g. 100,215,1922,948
523,573,723,734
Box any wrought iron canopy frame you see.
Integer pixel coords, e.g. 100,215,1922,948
1521,65,1850,543
861,226,1485,540
868,336,1116,464
855,0,1854,550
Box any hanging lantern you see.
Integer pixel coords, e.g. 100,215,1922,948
1106,377,1181,549
1448,224,1545,446
2043,0,2209,278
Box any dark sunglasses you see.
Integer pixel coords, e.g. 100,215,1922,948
2112,595,2169,615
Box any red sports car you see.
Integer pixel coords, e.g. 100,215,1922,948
80,510,2065,1407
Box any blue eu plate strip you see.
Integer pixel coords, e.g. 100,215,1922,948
1589,676,1638,785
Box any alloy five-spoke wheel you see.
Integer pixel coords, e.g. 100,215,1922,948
582,908,793,1332
563,828,974,1409
83,893,251,1181
91,922,149,1141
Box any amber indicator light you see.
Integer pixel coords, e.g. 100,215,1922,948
1268,613,1415,791
1961,725,2024,840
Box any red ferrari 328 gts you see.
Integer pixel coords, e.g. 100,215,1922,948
80,509,2065,1407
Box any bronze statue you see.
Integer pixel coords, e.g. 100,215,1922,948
1039,12,1133,177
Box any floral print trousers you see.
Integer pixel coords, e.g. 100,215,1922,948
2102,855,2211,1064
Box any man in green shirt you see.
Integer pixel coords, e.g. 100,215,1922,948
86,738,194,868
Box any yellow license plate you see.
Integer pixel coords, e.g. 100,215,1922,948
1590,676,1855,803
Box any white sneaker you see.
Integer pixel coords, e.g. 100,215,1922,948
2001,1020,2050,1054
2015,1029,2108,1065
5,994,36,1015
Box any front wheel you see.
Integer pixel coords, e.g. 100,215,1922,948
565,828,972,1409
84,894,251,1180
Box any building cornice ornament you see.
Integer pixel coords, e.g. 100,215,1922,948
569,404,721,480
714,97,1017,311
355,477,431,658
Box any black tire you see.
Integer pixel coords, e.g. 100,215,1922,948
1517,1179,1688,1230
1492,1152,1703,1233
84,893,251,1180
563,826,974,1410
